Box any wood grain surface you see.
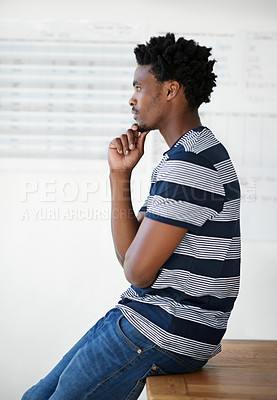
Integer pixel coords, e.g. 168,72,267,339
146,340,277,400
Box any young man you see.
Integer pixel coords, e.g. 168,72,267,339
22,33,240,400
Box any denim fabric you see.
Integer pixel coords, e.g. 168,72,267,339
22,308,207,400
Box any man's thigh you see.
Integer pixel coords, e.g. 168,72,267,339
50,309,159,400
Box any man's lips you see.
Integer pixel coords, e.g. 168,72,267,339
132,110,139,119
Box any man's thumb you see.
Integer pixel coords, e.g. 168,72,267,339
137,130,149,152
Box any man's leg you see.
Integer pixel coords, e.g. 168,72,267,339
47,309,158,399
21,308,119,400
22,307,206,400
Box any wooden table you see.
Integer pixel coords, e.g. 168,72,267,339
146,340,277,400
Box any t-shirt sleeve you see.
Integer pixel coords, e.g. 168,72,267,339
145,156,225,233
139,195,149,213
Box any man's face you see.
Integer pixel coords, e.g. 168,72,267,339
129,65,166,132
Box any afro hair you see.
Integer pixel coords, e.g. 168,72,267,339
134,33,217,110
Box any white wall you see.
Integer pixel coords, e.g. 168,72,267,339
1,1,277,399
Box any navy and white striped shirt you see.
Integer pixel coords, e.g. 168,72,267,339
117,126,241,361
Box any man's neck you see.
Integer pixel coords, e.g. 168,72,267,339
159,109,202,148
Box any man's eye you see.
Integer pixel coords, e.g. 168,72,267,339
135,86,141,92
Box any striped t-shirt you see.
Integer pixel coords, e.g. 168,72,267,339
117,126,241,361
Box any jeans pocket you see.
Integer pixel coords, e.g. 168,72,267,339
116,314,155,353
125,363,166,400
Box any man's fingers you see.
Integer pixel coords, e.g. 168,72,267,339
109,137,123,154
121,134,130,155
109,132,135,155
109,126,149,155
126,129,137,150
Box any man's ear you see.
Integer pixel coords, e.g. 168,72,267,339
166,81,180,100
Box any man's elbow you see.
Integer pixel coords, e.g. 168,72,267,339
123,256,154,289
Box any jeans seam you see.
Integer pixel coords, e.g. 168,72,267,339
117,314,155,353
116,315,140,352
83,345,156,400
82,353,141,399
125,379,144,400
153,345,204,370
125,363,166,400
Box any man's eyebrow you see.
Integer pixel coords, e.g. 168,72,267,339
133,80,140,87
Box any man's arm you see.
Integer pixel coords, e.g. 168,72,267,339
137,211,146,224
108,125,187,287
109,170,142,266
108,125,148,266
123,217,187,288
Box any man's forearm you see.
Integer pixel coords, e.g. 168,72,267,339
110,170,140,265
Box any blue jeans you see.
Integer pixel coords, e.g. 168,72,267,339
22,308,207,400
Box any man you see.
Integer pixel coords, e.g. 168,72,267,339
22,33,240,400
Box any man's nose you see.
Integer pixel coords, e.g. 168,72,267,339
129,95,136,106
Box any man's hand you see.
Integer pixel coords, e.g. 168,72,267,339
108,124,149,172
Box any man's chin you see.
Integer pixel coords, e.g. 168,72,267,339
138,124,151,133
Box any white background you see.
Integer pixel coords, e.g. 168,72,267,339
0,1,277,399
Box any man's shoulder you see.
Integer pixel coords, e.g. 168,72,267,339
166,126,228,165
